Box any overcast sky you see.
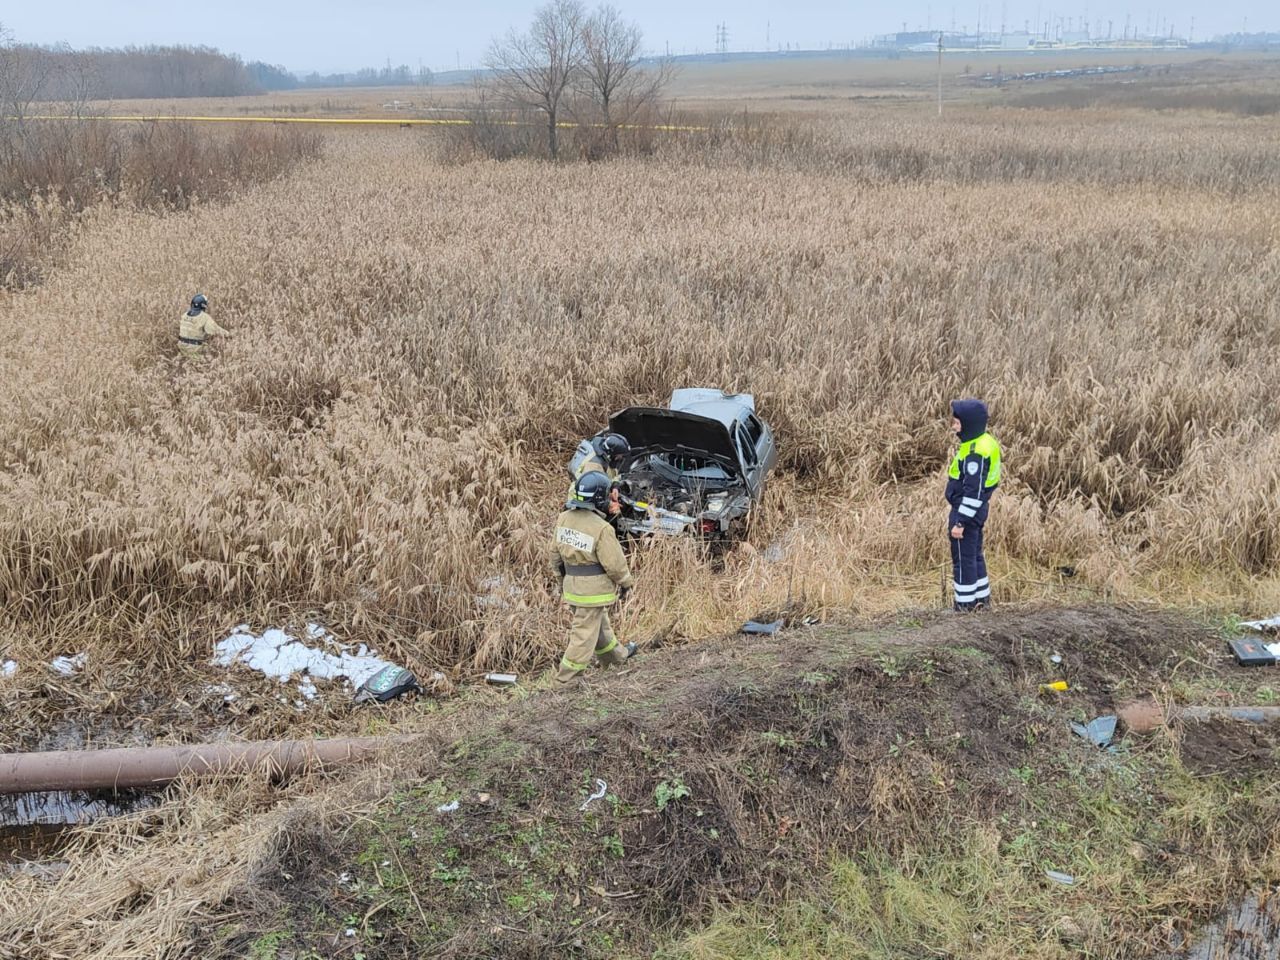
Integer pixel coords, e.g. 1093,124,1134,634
3,1,1273,75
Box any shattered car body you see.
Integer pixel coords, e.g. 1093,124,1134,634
570,389,778,537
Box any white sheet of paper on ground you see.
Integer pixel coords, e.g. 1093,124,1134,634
1241,615,1280,632
212,624,396,698
50,653,87,676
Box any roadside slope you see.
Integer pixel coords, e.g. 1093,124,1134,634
167,605,1279,960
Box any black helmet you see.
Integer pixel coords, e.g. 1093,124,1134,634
592,432,631,469
569,471,611,513
190,293,208,311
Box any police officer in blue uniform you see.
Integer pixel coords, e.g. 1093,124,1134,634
946,399,1002,611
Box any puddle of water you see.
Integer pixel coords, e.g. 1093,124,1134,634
1175,891,1280,959
1,789,159,873
0,789,156,828
1,824,74,875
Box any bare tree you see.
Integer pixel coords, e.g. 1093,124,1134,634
579,5,670,141
0,27,55,128
485,0,586,159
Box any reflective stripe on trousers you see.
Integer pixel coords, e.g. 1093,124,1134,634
557,606,629,682
562,591,617,606
950,525,989,610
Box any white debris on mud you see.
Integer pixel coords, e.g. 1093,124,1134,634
50,653,87,676
212,624,396,700
1,660,17,678
1241,615,1280,633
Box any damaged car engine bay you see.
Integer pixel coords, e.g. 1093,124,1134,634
570,388,778,540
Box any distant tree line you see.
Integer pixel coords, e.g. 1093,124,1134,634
5,44,261,99
0,29,432,101
298,64,434,88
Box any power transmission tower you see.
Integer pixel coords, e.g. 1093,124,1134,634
715,23,729,56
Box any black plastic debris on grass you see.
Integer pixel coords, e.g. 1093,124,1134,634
353,665,419,704
1070,716,1118,752
742,619,785,636
1228,638,1277,668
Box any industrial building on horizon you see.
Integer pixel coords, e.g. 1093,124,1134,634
873,28,1190,53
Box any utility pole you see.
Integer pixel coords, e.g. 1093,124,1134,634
937,33,944,117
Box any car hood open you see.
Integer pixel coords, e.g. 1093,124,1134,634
608,407,740,468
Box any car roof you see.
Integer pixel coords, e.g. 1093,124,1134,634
669,389,755,430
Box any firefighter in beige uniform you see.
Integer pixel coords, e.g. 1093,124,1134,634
178,293,231,356
551,471,638,683
566,432,630,518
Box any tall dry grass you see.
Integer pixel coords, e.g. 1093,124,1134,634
0,104,1278,691
0,120,321,287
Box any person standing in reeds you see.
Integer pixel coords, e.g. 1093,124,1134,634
550,472,638,683
178,293,231,357
946,399,1002,611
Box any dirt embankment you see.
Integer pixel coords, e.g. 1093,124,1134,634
167,605,1279,960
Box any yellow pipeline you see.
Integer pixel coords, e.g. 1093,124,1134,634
21,114,708,132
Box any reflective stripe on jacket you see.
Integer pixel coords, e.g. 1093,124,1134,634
945,433,1002,528
549,507,634,607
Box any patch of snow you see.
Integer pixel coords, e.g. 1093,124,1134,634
437,799,460,814
213,624,396,700
1,660,16,678
50,653,86,676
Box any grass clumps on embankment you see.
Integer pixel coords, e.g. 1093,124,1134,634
178,607,1280,960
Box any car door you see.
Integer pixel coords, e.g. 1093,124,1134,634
749,414,777,478
735,421,764,500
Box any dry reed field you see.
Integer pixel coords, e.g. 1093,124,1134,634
2,64,1280,957
4,103,1280,675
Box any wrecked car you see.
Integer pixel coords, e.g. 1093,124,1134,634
569,389,778,538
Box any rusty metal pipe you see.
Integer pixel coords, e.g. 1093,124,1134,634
1179,706,1280,724
0,737,414,795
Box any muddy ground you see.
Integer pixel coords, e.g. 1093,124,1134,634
127,605,1277,960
